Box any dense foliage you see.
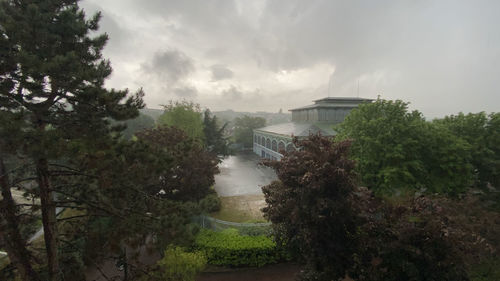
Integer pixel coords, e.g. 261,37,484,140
233,115,266,148
337,99,473,195
262,135,495,281
154,246,206,281
434,112,500,188
350,190,478,281
136,126,219,202
195,228,283,267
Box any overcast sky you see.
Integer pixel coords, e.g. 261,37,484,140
80,0,499,118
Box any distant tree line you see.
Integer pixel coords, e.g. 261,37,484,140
336,99,499,195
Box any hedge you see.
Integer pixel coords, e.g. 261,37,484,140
194,228,285,267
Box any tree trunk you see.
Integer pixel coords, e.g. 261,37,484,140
0,157,41,281
36,157,60,280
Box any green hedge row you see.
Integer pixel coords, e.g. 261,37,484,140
194,228,286,267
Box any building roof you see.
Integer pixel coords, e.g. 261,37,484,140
290,96,373,111
313,97,373,103
254,122,336,137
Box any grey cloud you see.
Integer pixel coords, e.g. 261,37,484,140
79,2,129,53
82,0,500,117
221,85,244,101
173,85,198,98
143,49,195,85
210,64,234,81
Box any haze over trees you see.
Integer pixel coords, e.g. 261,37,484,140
119,113,156,140
233,115,266,148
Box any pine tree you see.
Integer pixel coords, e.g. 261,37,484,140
0,1,143,279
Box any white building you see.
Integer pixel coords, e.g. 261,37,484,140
253,97,372,160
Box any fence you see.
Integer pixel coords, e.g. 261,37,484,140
193,215,272,236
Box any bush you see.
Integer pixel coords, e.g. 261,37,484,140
199,193,221,213
238,225,272,236
156,246,206,281
195,228,283,267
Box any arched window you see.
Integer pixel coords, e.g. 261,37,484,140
254,135,257,143
257,136,261,145
286,143,296,153
260,136,265,146
278,141,285,152
266,138,271,149
271,140,277,152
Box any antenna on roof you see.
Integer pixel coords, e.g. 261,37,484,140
357,79,360,98
328,76,332,97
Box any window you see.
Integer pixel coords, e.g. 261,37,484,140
278,141,285,152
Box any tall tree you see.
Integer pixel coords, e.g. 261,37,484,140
158,101,205,142
233,115,266,148
136,126,219,202
0,1,143,279
262,135,359,280
336,99,472,195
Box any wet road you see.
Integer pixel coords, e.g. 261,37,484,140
214,152,277,197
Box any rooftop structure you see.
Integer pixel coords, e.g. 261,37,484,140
253,97,372,160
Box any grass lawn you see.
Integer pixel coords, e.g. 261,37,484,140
210,195,267,223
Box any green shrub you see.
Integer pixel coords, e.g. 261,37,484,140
195,228,283,267
156,246,206,281
199,193,221,213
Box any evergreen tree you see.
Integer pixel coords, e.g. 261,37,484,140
0,1,143,279
203,109,229,156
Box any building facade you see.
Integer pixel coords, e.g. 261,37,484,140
253,97,372,160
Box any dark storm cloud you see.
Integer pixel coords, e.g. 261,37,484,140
143,49,195,85
210,64,234,81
